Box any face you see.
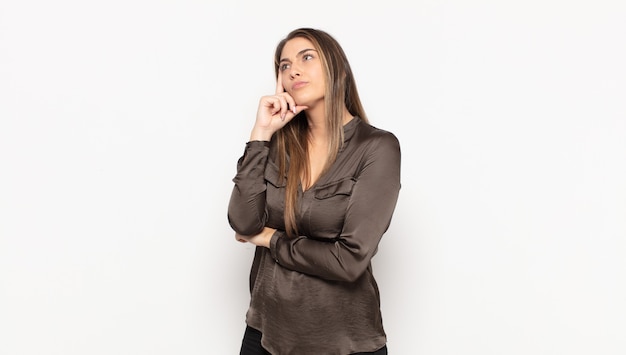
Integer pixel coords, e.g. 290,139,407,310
278,37,325,108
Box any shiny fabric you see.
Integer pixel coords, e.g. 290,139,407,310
228,117,401,355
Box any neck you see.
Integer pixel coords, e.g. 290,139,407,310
305,104,354,143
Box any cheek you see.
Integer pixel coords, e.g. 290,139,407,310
315,74,326,92
313,68,325,87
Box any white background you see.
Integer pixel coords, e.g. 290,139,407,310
1,1,625,354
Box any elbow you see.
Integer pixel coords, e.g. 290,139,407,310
334,243,377,282
335,265,367,283
227,214,264,236
227,200,266,235
339,270,362,283
329,243,374,282
333,258,369,283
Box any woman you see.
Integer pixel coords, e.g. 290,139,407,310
228,28,401,355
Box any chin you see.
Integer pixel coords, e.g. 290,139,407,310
296,96,323,108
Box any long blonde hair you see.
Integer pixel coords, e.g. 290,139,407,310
273,28,368,237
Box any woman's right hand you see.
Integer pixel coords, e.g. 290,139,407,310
249,72,308,141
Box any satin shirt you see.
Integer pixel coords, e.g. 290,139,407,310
228,117,401,355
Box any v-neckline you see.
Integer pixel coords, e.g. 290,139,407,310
297,117,361,194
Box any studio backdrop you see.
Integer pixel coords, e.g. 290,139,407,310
1,1,625,354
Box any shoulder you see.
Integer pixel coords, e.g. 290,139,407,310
354,119,401,151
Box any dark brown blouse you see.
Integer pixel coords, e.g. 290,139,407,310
228,117,401,355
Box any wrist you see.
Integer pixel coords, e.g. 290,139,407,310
249,127,274,141
263,227,276,248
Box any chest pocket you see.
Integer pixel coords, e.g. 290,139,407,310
309,178,356,237
314,177,356,200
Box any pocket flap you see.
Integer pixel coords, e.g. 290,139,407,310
314,178,356,199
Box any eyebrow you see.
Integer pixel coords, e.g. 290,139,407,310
279,48,317,63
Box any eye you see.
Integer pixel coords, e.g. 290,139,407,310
280,63,291,71
303,54,313,61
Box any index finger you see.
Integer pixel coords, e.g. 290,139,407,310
275,70,285,94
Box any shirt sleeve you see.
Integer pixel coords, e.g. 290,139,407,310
269,131,401,282
227,140,271,235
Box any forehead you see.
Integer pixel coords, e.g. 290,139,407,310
280,37,316,58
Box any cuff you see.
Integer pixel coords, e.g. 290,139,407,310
246,140,271,148
269,230,283,263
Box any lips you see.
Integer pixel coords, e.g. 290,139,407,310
292,81,308,90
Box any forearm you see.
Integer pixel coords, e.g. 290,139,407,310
269,185,399,283
227,141,271,235
269,231,367,282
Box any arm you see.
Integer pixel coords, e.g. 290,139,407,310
227,141,271,236
228,73,308,235
269,132,401,282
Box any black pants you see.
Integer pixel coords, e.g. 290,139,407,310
240,326,388,355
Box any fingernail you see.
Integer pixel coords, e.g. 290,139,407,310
293,106,297,114
281,113,286,121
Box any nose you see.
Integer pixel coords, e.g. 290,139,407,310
289,64,301,79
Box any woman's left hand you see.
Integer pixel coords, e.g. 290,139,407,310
235,227,276,248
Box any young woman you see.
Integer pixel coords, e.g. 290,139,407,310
228,28,401,355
